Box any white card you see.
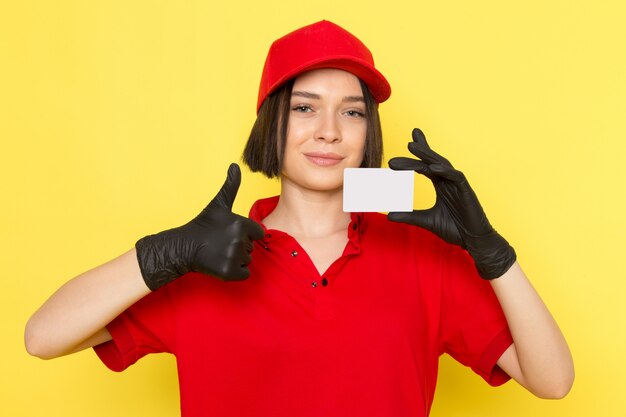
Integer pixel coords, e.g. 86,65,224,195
343,168,414,212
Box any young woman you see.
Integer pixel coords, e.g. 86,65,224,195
25,20,574,416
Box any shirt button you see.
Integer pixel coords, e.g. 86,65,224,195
312,281,318,288
291,250,298,257
321,278,328,287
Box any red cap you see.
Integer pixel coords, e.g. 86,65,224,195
256,20,391,113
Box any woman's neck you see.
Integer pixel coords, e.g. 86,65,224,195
263,180,351,240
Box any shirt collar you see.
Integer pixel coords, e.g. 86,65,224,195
249,196,281,223
249,196,364,249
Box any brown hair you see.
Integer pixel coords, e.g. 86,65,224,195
242,78,383,178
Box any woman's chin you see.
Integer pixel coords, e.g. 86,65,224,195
281,175,343,194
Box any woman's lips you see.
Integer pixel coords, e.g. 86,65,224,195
303,152,344,167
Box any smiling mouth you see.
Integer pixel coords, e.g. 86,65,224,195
303,152,344,167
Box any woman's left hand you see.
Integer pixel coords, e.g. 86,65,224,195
387,128,516,279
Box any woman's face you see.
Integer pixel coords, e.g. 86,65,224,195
281,68,368,193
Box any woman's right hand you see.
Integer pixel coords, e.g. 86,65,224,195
25,163,264,359
136,163,265,290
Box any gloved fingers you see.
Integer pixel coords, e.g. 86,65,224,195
223,267,251,281
229,215,265,242
245,219,266,241
232,251,253,281
387,211,414,223
429,163,466,183
244,238,254,253
387,210,432,230
388,157,431,176
407,128,453,167
388,157,462,185
219,240,253,280
211,163,241,210
239,249,252,267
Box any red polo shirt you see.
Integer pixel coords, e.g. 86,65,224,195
95,196,513,417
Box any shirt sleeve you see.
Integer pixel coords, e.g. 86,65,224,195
93,280,179,372
438,241,514,386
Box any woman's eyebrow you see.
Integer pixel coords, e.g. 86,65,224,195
342,95,365,103
292,91,320,99
291,91,365,103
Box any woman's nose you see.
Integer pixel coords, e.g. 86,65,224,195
314,111,341,143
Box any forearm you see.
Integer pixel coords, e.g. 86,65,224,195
25,249,151,359
491,262,574,398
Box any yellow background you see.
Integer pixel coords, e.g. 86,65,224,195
2,1,624,416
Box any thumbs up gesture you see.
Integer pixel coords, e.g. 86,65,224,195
136,164,265,290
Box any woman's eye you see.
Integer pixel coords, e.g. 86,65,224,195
292,105,312,112
346,110,366,118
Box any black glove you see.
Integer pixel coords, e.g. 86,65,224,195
136,163,265,290
387,128,516,280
